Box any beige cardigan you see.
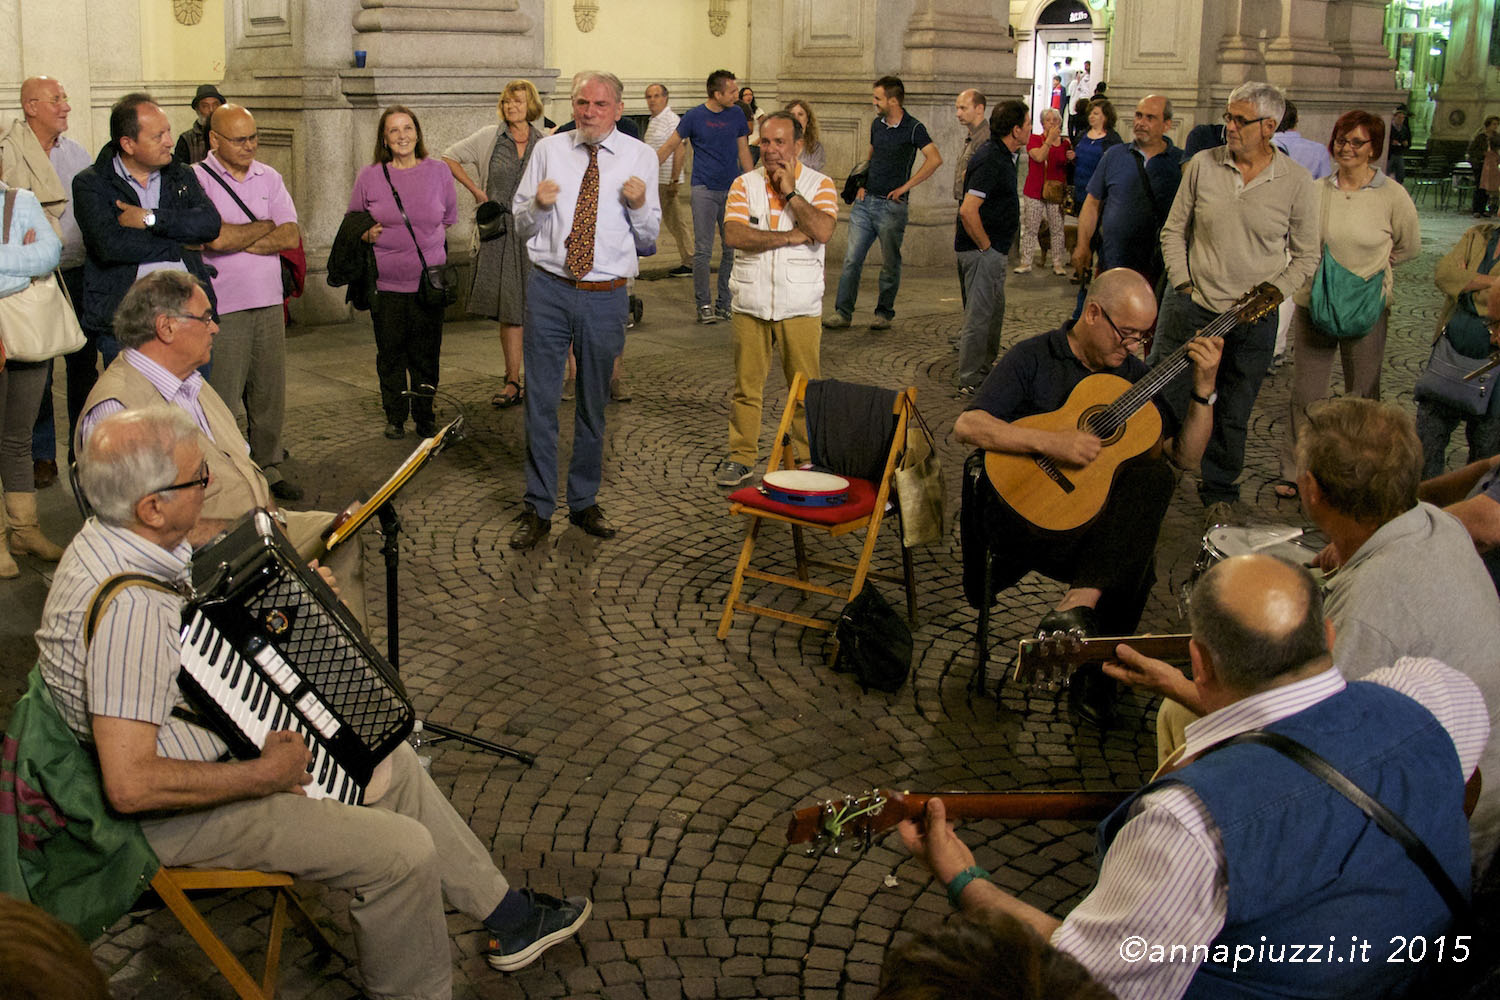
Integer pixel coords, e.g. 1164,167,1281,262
1292,168,1420,310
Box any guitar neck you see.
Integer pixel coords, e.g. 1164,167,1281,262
894,790,1132,824
1032,633,1191,664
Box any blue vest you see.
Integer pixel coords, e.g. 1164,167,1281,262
1099,682,1469,999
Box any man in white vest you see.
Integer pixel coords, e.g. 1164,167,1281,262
714,112,838,487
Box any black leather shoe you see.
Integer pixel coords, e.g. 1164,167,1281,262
509,507,551,550
568,504,616,539
384,422,405,440
269,479,304,502
1068,662,1119,730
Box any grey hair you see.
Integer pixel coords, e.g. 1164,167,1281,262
113,271,203,349
1040,107,1063,127
571,71,624,103
1227,82,1285,125
79,408,201,527
1160,97,1174,121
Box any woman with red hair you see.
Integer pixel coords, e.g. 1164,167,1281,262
1275,109,1419,497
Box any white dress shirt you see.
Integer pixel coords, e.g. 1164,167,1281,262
511,127,661,282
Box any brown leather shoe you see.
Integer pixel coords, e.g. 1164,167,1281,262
567,504,616,539
509,506,551,550
33,460,58,489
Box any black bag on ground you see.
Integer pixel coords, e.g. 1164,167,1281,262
833,584,912,693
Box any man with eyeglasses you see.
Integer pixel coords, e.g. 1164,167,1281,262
1156,81,1318,528
34,406,591,993
72,92,221,364
955,268,1221,726
193,104,302,501
73,270,368,625
0,76,95,484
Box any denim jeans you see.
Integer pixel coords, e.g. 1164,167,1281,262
522,268,627,520
690,185,733,311
955,248,1007,389
1151,287,1276,505
833,195,909,320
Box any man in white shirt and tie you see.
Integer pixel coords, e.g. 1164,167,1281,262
508,71,661,550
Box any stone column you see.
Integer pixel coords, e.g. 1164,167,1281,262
775,0,1015,267
223,0,554,323
1433,0,1498,151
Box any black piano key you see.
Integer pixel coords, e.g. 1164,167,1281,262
339,773,352,802
212,634,230,678
229,656,244,689
319,753,331,786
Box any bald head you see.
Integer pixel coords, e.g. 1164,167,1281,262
209,103,252,134
1190,554,1328,692
20,76,70,144
1086,267,1156,317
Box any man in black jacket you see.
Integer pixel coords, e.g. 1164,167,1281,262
72,93,220,361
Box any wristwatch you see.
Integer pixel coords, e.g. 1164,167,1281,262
784,188,801,202
1190,390,1218,407
142,211,157,229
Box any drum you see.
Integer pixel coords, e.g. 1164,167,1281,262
760,469,851,507
1181,524,1322,611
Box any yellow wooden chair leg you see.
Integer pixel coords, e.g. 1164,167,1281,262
717,517,762,639
150,870,270,1000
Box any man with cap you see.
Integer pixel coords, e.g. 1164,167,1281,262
1388,105,1412,184
174,84,224,165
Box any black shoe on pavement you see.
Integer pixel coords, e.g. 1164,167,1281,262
485,890,591,972
568,504,617,539
269,479,304,502
509,506,552,550
667,264,693,277
384,422,405,440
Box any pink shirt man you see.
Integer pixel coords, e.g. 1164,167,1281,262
195,151,297,314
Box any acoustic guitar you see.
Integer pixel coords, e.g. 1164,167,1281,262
984,282,1283,532
1013,632,1191,689
786,788,1131,854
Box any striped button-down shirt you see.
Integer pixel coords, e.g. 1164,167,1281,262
1051,658,1488,1000
77,349,218,447
36,518,228,762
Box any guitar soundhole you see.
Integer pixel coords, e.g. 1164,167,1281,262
1080,406,1125,446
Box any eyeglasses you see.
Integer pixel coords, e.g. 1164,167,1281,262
27,96,69,106
1222,113,1270,130
171,309,215,325
1333,136,1370,150
1097,305,1147,347
156,460,211,495
212,130,259,147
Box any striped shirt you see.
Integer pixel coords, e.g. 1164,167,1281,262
644,107,682,184
77,349,217,447
36,518,228,762
1051,658,1488,1000
724,163,838,229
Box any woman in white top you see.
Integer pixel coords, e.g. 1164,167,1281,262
1275,110,1420,497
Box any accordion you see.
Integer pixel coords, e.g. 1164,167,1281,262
179,510,413,805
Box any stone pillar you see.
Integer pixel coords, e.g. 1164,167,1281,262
1433,0,1498,151
775,0,1015,268
222,0,554,323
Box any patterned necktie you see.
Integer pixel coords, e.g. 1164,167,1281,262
565,144,599,279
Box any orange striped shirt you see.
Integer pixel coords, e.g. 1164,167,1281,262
725,165,838,229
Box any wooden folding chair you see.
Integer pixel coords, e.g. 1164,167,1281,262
149,866,334,1000
716,372,917,639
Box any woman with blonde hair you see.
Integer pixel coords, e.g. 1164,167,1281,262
785,99,825,172
443,80,545,409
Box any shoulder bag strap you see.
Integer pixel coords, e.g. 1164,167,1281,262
198,162,262,223
380,163,432,273
2,187,14,244
1217,729,1471,920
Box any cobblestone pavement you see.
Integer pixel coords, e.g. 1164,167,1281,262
0,208,1479,999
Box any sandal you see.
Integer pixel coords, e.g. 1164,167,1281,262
1272,480,1298,500
491,379,524,409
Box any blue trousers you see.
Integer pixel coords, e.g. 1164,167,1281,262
522,269,626,520
833,195,908,320
1150,286,1276,505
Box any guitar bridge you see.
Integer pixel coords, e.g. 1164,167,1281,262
1034,457,1075,493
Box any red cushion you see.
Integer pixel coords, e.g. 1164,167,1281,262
728,476,878,525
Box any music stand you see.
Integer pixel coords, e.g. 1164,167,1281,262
325,419,535,765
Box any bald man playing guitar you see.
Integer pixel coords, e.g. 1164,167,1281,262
957,268,1223,724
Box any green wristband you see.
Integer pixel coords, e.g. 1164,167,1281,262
945,865,990,908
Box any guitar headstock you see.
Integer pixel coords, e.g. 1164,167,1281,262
1234,282,1284,327
1013,629,1091,690
785,789,919,854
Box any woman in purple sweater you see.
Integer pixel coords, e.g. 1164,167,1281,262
349,105,458,439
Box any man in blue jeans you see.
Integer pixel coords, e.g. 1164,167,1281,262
654,69,752,325
826,74,942,331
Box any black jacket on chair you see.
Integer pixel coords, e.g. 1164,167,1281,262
72,143,221,332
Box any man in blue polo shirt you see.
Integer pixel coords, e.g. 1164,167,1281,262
826,75,942,332
1071,94,1182,289
655,69,753,325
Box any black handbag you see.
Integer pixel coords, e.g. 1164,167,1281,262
381,164,458,310
832,583,912,693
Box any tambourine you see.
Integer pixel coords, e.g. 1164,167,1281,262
760,469,850,507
